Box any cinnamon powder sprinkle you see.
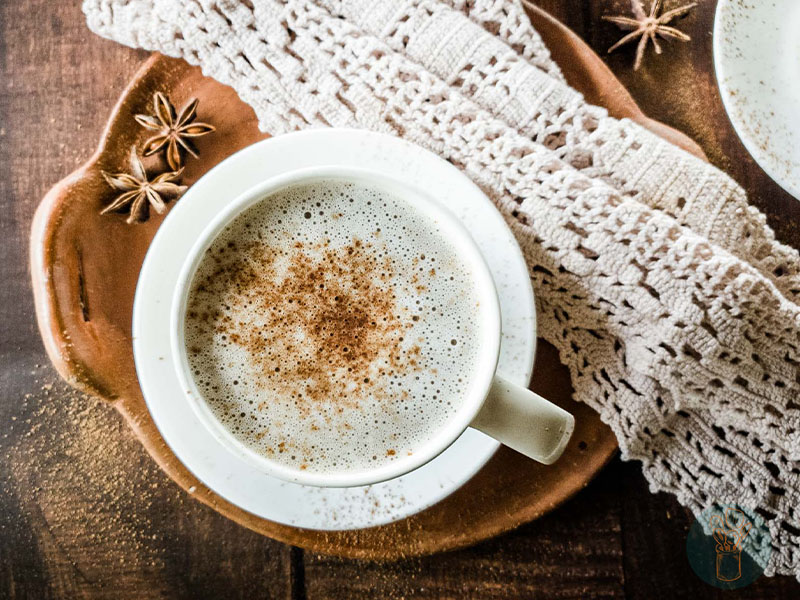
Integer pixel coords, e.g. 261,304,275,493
189,237,419,411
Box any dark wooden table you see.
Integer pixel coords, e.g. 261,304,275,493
2,1,798,597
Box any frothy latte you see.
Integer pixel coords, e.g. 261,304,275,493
184,179,484,476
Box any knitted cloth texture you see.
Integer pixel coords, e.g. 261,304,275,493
83,0,800,577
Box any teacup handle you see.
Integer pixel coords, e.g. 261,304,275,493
470,374,575,465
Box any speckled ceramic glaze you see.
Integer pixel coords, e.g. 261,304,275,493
133,129,537,529
714,0,800,199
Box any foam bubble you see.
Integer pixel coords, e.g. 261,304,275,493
184,179,483,476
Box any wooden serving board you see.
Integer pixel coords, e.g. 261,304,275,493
29,4,706,559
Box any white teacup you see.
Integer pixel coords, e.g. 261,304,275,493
169,166,574,488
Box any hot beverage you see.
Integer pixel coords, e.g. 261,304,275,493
184,179,485,476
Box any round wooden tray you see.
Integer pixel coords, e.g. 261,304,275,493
30,4,706,559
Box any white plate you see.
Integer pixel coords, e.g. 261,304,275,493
714,0,800,200
133,129,536,530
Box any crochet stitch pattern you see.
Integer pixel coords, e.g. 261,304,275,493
83,0,800,577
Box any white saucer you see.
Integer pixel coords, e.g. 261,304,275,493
714,0,800,200
133,129,536,530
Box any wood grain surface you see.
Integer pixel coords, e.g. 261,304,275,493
1,0,798,598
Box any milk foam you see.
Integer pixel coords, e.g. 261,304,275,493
184,179,483,476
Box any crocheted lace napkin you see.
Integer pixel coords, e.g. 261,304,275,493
83,0,800,577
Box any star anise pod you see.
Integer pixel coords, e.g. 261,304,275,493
101,146,187,224
135,91,215,170
603,0,697,71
